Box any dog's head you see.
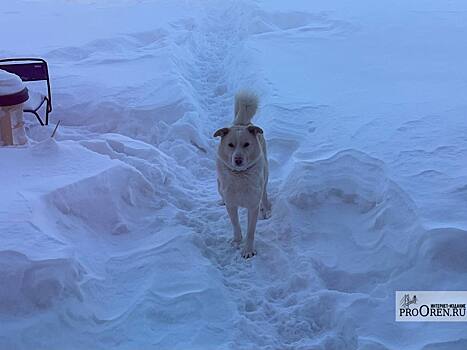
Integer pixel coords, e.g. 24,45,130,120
214,125,263,171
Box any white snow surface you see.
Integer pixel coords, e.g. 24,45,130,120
0,70,25,96
1,0,467,349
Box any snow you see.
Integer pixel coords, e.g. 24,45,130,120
0,70,25,96
1,0,467,349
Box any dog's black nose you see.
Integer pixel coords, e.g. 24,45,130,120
235,158,243,166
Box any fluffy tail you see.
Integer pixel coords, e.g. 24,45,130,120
233,91,258,125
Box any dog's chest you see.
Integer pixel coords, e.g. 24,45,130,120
220,169,264,208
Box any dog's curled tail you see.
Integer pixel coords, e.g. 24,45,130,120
234,90,258,125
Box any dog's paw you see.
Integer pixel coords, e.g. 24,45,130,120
230,237,242,248
258,207,272,220
242,246,256,259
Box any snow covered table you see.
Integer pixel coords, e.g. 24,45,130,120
0,69,29,146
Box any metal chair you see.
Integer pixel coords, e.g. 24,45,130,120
0,58,52,126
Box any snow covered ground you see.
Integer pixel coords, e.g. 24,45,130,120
1,0,467,349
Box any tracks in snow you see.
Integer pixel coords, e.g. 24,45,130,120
176,2,322,349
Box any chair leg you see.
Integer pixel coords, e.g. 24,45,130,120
31,110,45,126
24,97,48,126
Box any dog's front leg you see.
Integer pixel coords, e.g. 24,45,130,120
226,205,242,247
242,206,259,258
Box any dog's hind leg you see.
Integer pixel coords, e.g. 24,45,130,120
242,206,259,259
259,145,272,220
226,205,242,247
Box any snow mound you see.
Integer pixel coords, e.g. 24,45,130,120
45,163,155,235
80,133,198,211
247,149,421,302
0,250,83,315
80,234,236,349
419,227,467,274
249,10,352,37
280,149,419,251
35,134,197,238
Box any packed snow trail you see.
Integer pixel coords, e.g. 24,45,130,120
148,2,416,349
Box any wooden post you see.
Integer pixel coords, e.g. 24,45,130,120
0,110,13,146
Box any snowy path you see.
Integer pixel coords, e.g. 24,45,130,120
158,3,398,349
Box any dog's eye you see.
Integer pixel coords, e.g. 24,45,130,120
243,142,250,148
228,143,235,148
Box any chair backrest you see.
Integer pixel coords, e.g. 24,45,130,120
0,58,49,82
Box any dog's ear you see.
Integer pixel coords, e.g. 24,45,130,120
248,125,263,135
213,127,230,138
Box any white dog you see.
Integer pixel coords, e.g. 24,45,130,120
214,91,271,258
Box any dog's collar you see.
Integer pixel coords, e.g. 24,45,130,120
231,123,253,128
217,153,263,173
